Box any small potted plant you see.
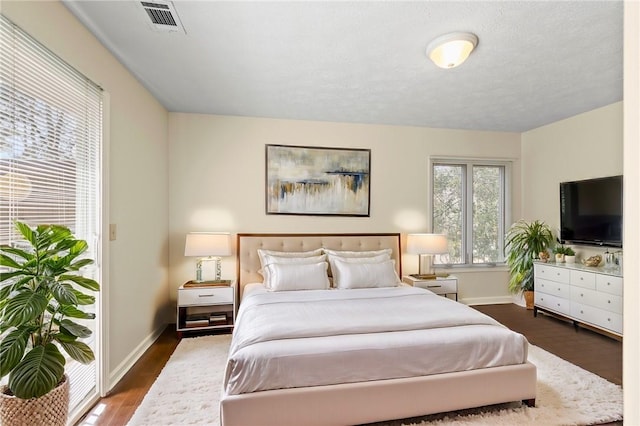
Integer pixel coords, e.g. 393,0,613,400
564,247,576,264
553,245,576,263
553,245,567,263
0,222,99,426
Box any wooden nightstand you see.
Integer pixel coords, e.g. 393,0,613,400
403,275,458,301
176,280,236,337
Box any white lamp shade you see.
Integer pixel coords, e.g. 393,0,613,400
184,232,231,257
426,32,478,69
407,233,449,255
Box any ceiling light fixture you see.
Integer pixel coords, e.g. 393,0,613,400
426,32,478,69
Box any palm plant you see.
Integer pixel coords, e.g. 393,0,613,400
505,219,554,294
0,222,99,399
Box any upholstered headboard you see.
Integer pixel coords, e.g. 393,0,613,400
236,233,402,299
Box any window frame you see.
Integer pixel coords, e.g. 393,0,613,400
429,157,512,268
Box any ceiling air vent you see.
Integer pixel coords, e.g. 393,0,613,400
139,1,185,34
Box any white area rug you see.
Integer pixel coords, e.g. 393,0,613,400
127,335,622,426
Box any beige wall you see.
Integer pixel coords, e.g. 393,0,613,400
168,113,522,304
3,1,170,389
521,102,623,262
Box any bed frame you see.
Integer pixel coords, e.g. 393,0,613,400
221,233,536,426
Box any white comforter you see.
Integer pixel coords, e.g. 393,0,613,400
224,286,528,395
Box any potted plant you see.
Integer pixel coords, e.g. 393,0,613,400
505,219,554,309
553,245,567,263
553,245,576,263
0,222,99,426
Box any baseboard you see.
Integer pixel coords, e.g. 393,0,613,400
108,324,167,392
462,295,515,306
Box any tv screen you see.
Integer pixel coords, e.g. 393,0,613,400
560,175,623,248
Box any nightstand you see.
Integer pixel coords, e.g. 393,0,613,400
402,275,458,301
176,280,236,337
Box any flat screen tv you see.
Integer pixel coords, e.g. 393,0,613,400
559,175,623,248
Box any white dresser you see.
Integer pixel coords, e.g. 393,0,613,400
533,262,622,337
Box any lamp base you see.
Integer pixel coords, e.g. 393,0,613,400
194,256,222,282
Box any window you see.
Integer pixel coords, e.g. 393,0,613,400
431,158,510,266
0,14,102,419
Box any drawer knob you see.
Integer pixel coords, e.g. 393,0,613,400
608,300,611,304
580,310,584,314
557,303,560,307
199,294,214,298
580,277,584,280
580,293,583,297
558,288,561,291
608,318,611,322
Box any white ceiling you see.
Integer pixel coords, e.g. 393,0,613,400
63,1,623,133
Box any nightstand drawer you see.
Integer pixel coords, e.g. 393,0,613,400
415,279,456,295
178,286,233,306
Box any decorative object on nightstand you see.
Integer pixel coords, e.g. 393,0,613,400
176,280,236,337
406,233,448,279
184,232,232,282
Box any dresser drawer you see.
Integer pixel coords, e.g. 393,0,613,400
536,278,570,299
570,286,623,314
535,292,570,316
571,302,623,334
596,274,623,296
178,286,234,306
570,270,596,289
535,264,570,283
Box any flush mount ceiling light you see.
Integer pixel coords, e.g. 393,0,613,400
426,32,479,69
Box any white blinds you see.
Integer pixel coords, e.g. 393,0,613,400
0,14,102,245
0,13,102,417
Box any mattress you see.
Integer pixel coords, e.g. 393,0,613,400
223,285,529,396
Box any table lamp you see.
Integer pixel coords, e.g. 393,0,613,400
407,233,448,278
184,232,232,282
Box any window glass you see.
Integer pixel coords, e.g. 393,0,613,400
432,160,509,266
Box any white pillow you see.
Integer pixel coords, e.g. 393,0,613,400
261,254,327,268
260,254,327,289
332,258,400,289
323,248,392,259
257,248,324,269
264,262,330,292
327,253,390,284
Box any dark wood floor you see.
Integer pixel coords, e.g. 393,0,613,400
76,303,622,425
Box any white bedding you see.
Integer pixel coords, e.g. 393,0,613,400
224,285,528,395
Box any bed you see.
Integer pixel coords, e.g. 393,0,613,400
220,233,536,426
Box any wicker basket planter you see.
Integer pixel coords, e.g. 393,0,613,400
0,375,69,426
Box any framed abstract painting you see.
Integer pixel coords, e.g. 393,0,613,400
265,144,371,216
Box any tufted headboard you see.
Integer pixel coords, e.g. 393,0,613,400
236,233,402,299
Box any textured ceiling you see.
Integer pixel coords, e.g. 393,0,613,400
63,1,623,132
